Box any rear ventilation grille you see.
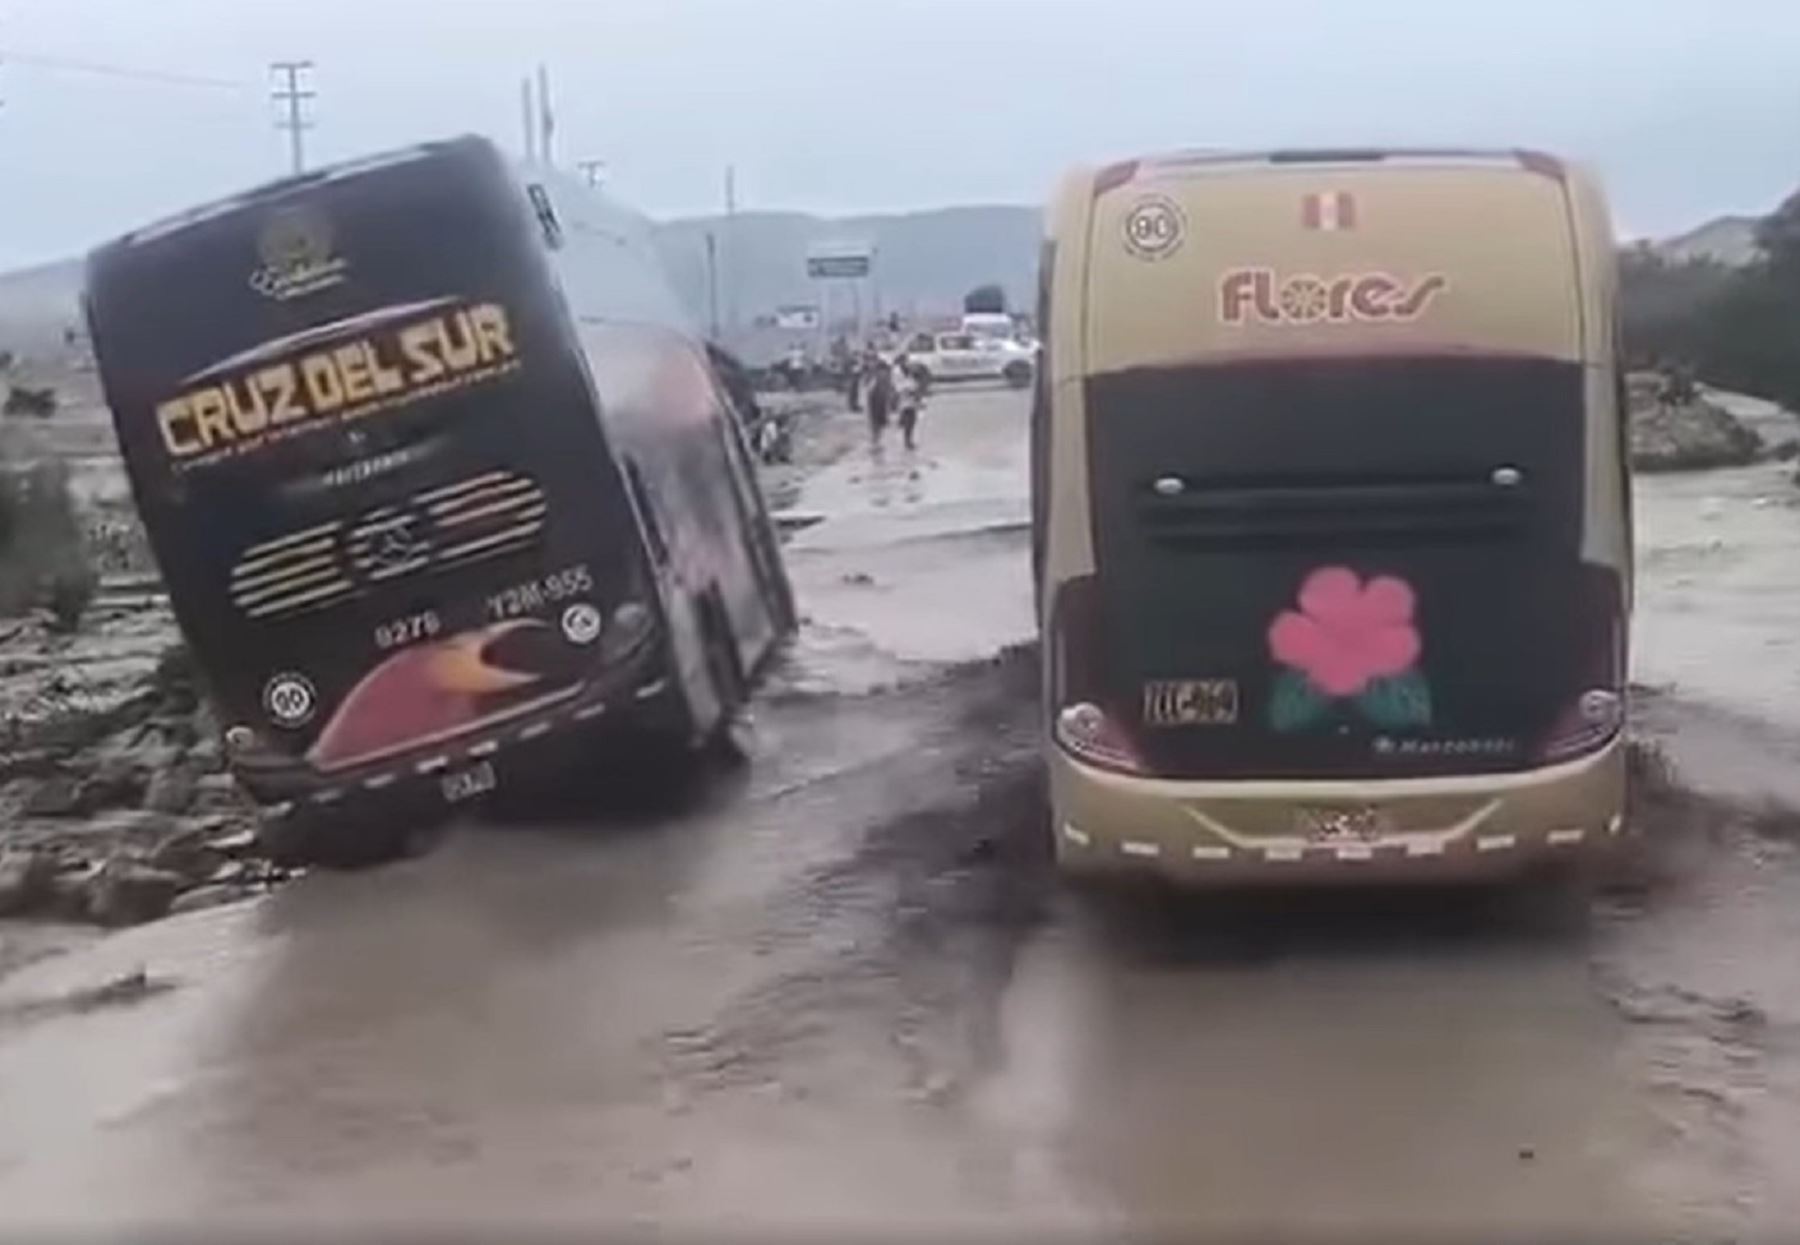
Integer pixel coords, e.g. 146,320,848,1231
1136,471,1531,551
229,469,547,620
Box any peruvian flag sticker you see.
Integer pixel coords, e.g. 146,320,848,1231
1302,190,1357,232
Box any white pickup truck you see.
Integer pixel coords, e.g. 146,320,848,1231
901,329,1036,388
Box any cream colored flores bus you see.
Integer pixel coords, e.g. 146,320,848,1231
1032,148,1632,882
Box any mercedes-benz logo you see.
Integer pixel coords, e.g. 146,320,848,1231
371,521,424,569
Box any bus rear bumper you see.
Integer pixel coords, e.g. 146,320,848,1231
234,641,683,821
1048,736,1627,886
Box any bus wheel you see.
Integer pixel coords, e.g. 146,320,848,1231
1003,361,1033,389
698,594,750,766
256,799,444,870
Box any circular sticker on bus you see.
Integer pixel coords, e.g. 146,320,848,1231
561,603,603,646
1122,195,1186,261
263,672,318,728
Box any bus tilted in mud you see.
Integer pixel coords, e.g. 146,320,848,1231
86,135,795,865
1033,148,1631,883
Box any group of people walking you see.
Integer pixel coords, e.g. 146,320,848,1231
849,348,929,451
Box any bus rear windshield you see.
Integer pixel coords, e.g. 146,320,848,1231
86,141,556,485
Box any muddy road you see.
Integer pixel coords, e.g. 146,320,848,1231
2,385,1800,1235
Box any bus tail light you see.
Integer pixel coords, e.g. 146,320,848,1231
1055,701,1146,773
1539,687,1625,763
599,601,654,664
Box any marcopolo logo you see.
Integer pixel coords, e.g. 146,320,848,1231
251,206,349,301
1220,267,1447,326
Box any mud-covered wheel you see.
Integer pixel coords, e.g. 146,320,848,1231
698,594,750,767
1003,360,1033,389
256,798,445,870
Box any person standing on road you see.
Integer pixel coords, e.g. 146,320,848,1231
833,336,859,411
894,353,926,451
866,352,895,447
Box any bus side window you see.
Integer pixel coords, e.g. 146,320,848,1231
625,459,669,566
527,184,564,250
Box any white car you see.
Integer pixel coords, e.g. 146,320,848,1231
902,330,1036,388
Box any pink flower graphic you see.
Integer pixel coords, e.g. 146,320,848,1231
1268,567,1421,697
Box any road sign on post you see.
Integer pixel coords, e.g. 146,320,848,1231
807,253,871,279
806,243,874,345
806,243,873,281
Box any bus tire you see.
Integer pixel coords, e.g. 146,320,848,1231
256,799,444,871
698,592,750,766
1003,360,1033,388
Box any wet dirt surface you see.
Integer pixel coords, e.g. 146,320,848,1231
2,383,1800,1235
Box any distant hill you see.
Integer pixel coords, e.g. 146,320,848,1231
1654,216,1762,267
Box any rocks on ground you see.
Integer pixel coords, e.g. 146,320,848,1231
0,602,285,928
1629,373,1765,472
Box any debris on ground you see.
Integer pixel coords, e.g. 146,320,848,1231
1629,373,1764,472
84,856,187,926
0,600,285,928
757,392,861,515
0,966,178,1028
2,384,58,419
0,849,57,917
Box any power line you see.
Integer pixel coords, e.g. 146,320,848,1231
270,60,315,175
0,47,247,91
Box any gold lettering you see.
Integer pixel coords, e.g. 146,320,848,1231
160,302,520,465
438,311,481,372
223,375,269,436
469,303,515,362
261,365,305,424
400,323,444,383
335,342,377,404
301,352,344,412
190,387,234,449
156,397,202,457
368,340,407,395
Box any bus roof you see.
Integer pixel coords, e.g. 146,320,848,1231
103,140,466,254
1074,148,1602,374
1093,146,1569,189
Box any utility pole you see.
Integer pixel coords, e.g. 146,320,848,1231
704,232,721,342
536,63,554,168
722,165,738,341
270,60,315,175
519,76,537,162
576,159,606,188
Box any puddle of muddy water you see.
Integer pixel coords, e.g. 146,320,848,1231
1634,461,1800,738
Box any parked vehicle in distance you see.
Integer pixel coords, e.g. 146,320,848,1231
960,311,1019,341
1035,147,1630,885
85,135,796,867
904,329,1035,388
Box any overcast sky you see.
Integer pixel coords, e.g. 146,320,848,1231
0,0,1794,268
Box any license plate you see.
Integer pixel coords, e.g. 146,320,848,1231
440,760,497,804
1143,678,1240,726
1296,805,1392,843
